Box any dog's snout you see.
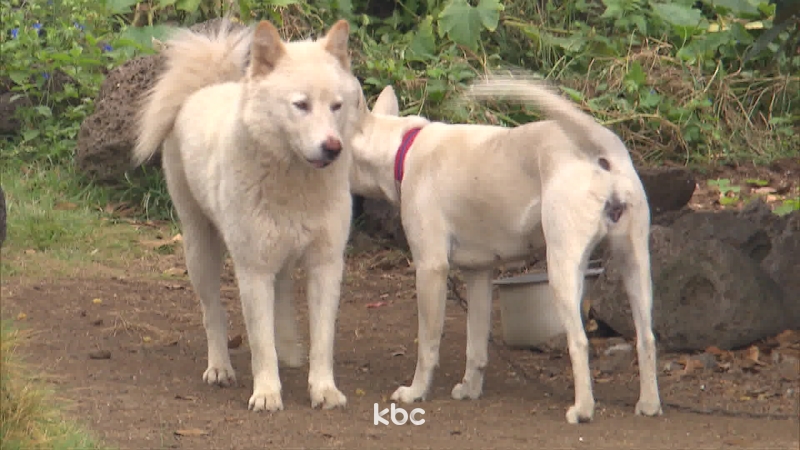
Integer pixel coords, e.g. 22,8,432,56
321,136,342,159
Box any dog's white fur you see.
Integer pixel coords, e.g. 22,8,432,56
348,76,663,424
133,18,362,412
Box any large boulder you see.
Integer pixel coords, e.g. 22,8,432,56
590,211,797,351
74,19,248,183
75,55,164,182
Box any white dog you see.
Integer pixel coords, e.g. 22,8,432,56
348,76,663,423
133,18,362,412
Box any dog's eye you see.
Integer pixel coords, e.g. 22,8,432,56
293,100,310,112
331,102,343,112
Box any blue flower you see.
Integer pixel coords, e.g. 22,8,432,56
33,23,42,30
74,22,85,31
102,43,113,53
10,28,18,39
42,72,50,80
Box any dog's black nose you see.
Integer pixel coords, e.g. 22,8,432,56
321,137,342,160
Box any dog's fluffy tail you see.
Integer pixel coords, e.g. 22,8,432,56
466,74,605,156
133,20,252,167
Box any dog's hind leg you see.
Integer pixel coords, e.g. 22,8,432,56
452,268,494,400
609,215,662,417
543,197,602,424
275,265,306,368
163,150,235,388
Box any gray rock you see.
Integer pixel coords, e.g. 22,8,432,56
638,167,696,215
74,19,249,183
761,211,800,326
670,210,772,262
591,226,792,351
75,55,164,182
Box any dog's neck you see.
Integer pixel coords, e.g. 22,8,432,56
350,114,430,206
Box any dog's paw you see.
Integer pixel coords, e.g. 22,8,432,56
309,383,347,410
565,402,595,424
277,341,306,369
248,390,284,412
203,364,236,387
635,399,663,417
390,385,425,404
451,381,482,400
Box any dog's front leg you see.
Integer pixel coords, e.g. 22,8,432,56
392,263,449,403
452,268,494,400
275,265,306,368
305,255,347,410
236,267,283,412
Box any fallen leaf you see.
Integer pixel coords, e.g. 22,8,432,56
88,350,111,360
91,318,104,326
776,330,800,348
585,319,598,333
366,301,387,309
163,267,187,277
53,201,78,210
745,345,766,366
752,186,777,195
24,249,36,255
16,312,27,320
594,375,613,384
92,298,102,304
355,388,365,396
227,335,243,349
704,345,724,356
175,394,198,401
174,428,209,437
142,336,152,343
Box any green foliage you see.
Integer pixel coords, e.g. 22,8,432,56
0,0,797,221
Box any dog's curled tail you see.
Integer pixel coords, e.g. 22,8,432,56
133,20,252,167
466,74,604,155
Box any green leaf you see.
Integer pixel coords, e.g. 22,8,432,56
22,129,41,142
711,0,760,18
560,86,584,102
438,0,504,49
650,2,707,37
9,71,29,86
105,0,140,14
264,0,301,6
175,0,202,13
624,61,646,88
118,25,174,50
157,0,178,6
34,105,53,118
408,16,437,61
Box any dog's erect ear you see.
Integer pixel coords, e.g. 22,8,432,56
372,85,399,116
321,19,351,69
250,20,285,77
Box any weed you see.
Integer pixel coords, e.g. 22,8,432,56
0,322,106,449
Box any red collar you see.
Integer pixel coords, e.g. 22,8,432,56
394,127,423,193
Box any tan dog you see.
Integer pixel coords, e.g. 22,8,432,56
348,76,662,424
133,18,362,412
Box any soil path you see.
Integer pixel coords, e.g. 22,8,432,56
2,249,798,449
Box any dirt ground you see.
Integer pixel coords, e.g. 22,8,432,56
1,160,799,450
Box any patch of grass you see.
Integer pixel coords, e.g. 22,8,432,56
0,321,107,450
0,161,169,278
